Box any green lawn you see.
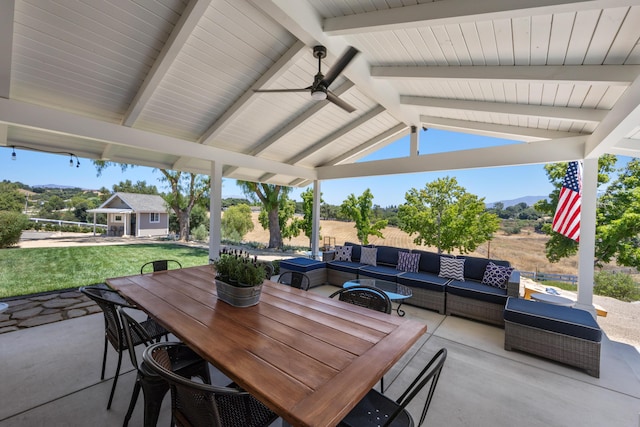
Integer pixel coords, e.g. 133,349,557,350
0,244,210,298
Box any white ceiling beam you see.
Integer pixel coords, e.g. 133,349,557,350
199,40,308,145
420,115,584,142
372,65,640,86
403,96,605,124
607,138,640,157
285,105,386,164
0,98,316,180
122,0,211,127
0,124,7,146
323,123,408,166
324,0,636,35
584,74,640,159
318,136,586,180
100,144,117,161
0,0,15,99
249,0,419,127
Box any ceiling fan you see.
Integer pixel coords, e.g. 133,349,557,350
254,45,360,113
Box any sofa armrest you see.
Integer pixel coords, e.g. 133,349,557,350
507,270,520,298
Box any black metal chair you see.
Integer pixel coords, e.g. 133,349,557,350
140,259,182,274
80,286,168,410
143,342,279,427
338,348,447,427
118,308,211,427
277,271,311,291
329,285,392,314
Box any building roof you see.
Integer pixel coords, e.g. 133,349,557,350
2,1,639,185
96,193,168,213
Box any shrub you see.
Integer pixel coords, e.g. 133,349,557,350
0,211,29,248
191,224,209,242
594,271,640,302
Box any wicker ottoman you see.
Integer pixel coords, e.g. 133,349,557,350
279,258,327,288
504,297,602,377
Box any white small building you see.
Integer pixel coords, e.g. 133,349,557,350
88,192,169,237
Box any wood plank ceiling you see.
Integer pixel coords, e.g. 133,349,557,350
1,0,639,187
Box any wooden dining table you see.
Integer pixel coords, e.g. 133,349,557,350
107,265,427,427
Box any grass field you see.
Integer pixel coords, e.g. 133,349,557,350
0,244,210,298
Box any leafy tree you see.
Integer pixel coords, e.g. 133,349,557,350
340,189,387,245
112,180,158,195
595,159,640,268
238,181,291,249
534,155,616,263
221,204,254,242
0,182,26,212
397,177,499,254
258,193,301,243
298,188,322,248
0,211,29,248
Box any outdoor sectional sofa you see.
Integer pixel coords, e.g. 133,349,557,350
279,241,520,326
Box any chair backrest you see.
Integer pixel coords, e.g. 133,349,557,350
143,342,276,427
329,285,392,314
141,259,183,274
278,271,310,291
118,307,156,369
393,348,447,427
80,286,134,350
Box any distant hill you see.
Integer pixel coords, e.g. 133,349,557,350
33,184,80,189
486,195,548,208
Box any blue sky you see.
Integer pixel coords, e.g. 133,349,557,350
2,129,562,206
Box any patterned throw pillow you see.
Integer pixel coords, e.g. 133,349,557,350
334,245,352,262
481,262,514,289
360,247,377,266
439,257,465,281
396,252,420,273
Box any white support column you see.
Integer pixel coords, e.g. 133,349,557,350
575,157,598,317
209,161,223,261
311,180,321,259
410,125,419,156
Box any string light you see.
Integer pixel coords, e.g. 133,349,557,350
9,145,80,168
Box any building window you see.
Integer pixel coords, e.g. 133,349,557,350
150,213,160,223
113,215,123,222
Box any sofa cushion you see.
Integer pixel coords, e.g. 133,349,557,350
439,257,465,281
327,260,366,274
413,250,442,274
279,257,326,273
447,280,508,305
359,265,400,282
461,256,511,282
335,245,352,261
504,297,602,342
376,245,401,267
482,262,515,289
397,271,448,293
360,247,378,266
397,251,420,273
344,242,362,262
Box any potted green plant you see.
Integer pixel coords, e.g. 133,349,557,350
212,250,266,307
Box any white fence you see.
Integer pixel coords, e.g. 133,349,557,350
29,218,107,229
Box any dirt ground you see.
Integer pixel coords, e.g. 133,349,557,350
16,229,640,350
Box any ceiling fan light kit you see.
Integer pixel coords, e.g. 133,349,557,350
254,45,359,112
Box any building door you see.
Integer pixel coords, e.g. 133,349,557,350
130,215,137,237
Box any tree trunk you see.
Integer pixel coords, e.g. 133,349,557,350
268,208,283,249
178,210,190,241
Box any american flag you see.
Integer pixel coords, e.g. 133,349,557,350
552,161,582,241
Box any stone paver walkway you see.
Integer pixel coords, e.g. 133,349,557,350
0,290,101,334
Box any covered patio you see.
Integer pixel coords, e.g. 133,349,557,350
1,285,639,426
2,1,640,425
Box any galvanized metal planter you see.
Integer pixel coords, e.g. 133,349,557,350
215,279,262,307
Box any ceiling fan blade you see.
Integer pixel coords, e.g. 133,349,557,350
327,91,356,113
321,46,360,89
253,88,309,93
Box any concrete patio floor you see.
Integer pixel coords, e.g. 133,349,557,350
1,285,639,427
